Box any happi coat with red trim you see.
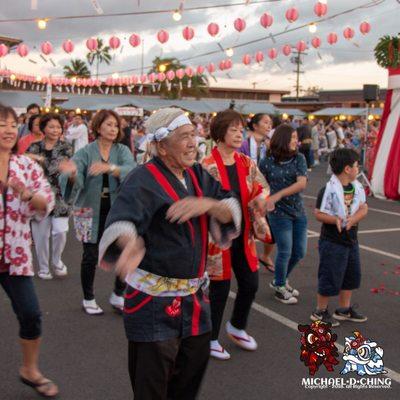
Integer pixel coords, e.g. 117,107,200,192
99,156,241,342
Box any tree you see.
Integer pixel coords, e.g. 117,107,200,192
63,59,91,78
303,86,321,96
86,38,112,78
149,57,209,100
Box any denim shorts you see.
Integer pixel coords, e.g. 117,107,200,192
318,239,361,296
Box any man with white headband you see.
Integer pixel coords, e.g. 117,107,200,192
99,108,241,399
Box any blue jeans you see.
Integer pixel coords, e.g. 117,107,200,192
268,214,308,287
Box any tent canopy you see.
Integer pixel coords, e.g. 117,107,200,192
313,107,382,117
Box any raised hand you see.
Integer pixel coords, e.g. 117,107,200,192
58,159,77,176
166,197,214,224
88,161,111,176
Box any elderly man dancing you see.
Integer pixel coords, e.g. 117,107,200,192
99,108,241,400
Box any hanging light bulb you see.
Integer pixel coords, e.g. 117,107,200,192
309,23,317,33
226,48,234,57
10,74,16,81
172,10,182,21
319,0,328,4
158,64,167,72
36,75,42,82
37,19,47,30
112,73,119,79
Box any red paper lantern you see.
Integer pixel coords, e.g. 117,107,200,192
130,75,139,85
224,59,232,69
311,37,321,49
234,18,246,32
343,27,355,40
282,45,292,56
185,67,194,77
157,72,166,82
140,74,147,84
41,41,52,55
157,30,169,44
268,48,278,60
129,33,141,47
62,39,74,54
176,69,185,80
242,54,251,65
0,44,9,57
17,44,29,57
255,51,264,63
207,63,216,73
260,13,273,28
207,23,219,37
360,21,371,35
285,8,299,23
196,65,205,75
327,32,338,45
314,2,328,17
182,26,195,41
296,40,307,52
109,36,121,50
219,60,226,71
166,70,175,81
86,38,98,52
148,73,156,83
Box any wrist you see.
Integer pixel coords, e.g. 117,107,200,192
109,164,117,174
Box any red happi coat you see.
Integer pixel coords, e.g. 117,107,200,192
202,147,272,281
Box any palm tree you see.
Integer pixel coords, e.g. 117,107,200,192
149,57,209,100
63,59,91,78
86,38,112,78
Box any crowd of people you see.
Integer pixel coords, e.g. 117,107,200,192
1,101,374,399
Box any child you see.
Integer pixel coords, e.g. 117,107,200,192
311,148,368,326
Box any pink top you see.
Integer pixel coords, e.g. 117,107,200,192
17,133,44,155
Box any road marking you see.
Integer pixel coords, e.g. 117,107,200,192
307,229,400,260
358,228,400,234
229,291,400,383
304,195,400,217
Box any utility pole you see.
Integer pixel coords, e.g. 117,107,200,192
291,49,306,102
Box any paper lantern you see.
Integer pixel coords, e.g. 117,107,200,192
327,32,338,45
157,30,169,44
260,13,273,28
185,67,194,77
255,51,264,63
268,48,278,60
175,69,185,80
148,73,156,83
129,33,141,47
296,40,307,52
130,75,139,85
207,63,216,73
86,38,98,52
311,37,321,48
360,21,371,35
282,45,292,56
224,59,232,69
219,60,226,71
62,39,74,53
243,54,251,65
17,44,29,57
314,2,328,17
182,26,195,41
234,18,246,32
196,65,205,75
166,70,175,81
41,41,52,55
0,44,9,57
109,36,121,50
285,8,299,23
157,72,166,82
140,74,147,84
207,23,219,37
343,27,355,40
106,77,113,86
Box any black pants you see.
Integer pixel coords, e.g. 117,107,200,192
128,332,211,400
299,144,312,169
209,239,259,340
0,273,42,339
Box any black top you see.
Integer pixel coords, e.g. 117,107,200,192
316,183,358,246
226,164,240,198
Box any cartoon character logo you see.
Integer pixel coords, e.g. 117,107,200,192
341,331,387,376
298,321,340,376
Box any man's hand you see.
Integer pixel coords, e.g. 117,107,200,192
346,215,357,231
336,217,343,233
115,236,146,279
59,159,77,177
166,197,214,224
89,162,112,176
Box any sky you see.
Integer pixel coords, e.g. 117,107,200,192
0,0,398,94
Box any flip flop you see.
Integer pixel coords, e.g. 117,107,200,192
20,376,59,398
258,258,275,273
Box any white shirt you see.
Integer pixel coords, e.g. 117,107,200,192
326,130,337,150
65,123,89,153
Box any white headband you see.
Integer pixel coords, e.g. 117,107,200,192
147,114,192,142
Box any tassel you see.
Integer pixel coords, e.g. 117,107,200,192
88,88,92,95
119,86,123,94
139,85,143,93
98,86,104,94
179,81,183,90
187,79,192,88
105,87,110,94
151,84,155,92
111,87,115,95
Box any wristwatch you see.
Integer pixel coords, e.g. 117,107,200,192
109,164,117,173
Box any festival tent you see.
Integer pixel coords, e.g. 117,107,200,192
313,107,382,117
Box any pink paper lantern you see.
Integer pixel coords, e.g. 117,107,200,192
41,41,52,55
207,23,219,37
260,13,273,29
109,36,121,50
130,75,139,85
166,70,175,81
219,60,226,71
86,38,98,52
122,77,130,86
255,51,264,63
0,44,9,57
282,45,292,56
242,54,251,65
207,63,216,73
314,2,328,17
148,73,156,83
268,48,278,60
157,72,166,82
285,8,299,23
157,30,169,44
182,26,195,41
17,44,29,57
343,27,355,40
360,21,371,35
185,67,194,77
176,69,185,80
106,77,113,86
224,59,232,69
196,65,205,75
311,37,322,49
234,18,246,32
296,40,307,52
140,74,147,84
129,33,141,47
327,32,338,45
76,78,82,87
62,39,74,54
